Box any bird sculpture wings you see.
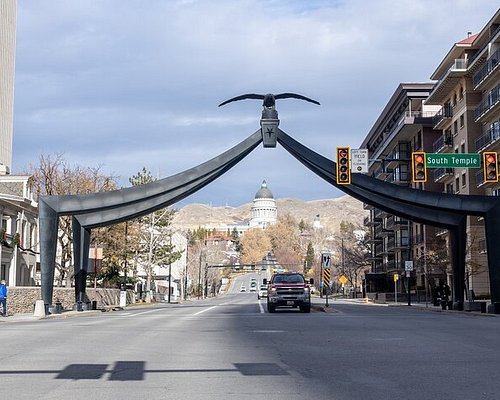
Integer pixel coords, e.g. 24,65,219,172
218,92,320,107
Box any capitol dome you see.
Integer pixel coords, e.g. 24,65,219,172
250,180,277,229
254,180,274,199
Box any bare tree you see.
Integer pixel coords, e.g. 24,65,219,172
27,154,118,286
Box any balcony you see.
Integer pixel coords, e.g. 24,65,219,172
476,169,485,187
393,237,409,250
474,83,500,122
374,167,393,180
413,233,424,245
364,216,381,226
479,238,487,254
426,59,468,105
433,168,454,182
432,132,453,153
473,46,500,90
433,104,453,129
475,120,500,152
387,171,410,185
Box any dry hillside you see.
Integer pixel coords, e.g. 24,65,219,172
172,195,367,233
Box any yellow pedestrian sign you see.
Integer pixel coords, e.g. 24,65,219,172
339,275,347,285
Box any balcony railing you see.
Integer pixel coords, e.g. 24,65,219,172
433,104,453,128
479,239,487,254
432,132,453,153
476,169,484,187
474,83,500,121
473,46,500,89
413,233,424,245
475,119,500,151
433,168,454,182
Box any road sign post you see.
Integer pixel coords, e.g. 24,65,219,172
405,261,413,307
394,273,399,304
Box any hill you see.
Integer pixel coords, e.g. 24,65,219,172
172,195,367,233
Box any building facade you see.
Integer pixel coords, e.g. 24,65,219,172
0,0,16,173
360,83,442,295
0,175,39,286
424,9,500,297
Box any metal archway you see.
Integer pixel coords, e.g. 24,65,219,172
39,103,500,314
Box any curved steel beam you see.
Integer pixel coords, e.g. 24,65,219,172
41,130,262,215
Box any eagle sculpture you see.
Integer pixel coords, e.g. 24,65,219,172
218,93,320,108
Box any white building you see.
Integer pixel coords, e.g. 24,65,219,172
0,175,39,286
249,180,277,229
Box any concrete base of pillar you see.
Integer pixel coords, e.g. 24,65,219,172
33,300,46,317
453,301,464,311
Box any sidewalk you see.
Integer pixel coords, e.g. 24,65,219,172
0,300,169,324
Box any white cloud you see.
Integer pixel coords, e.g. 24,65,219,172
12,0,500,205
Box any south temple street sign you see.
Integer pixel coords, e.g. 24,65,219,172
426,153,481,168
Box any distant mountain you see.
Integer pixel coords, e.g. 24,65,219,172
172,195,367,233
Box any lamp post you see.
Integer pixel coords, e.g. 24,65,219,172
168,261,172,303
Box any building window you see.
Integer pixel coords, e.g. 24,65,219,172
460,114,464,128
462,172,466,187
461,143,465,153
454,120,458,135
455,177,460,193
459,86,464,100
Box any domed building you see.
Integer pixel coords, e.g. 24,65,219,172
249,180,277,229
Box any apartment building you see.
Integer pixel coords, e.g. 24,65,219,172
360,83,442,295
424,9,500,297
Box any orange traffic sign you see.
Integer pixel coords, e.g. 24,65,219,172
339,275,348,285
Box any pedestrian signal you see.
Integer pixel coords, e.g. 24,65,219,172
336,147,351,184
411,152,427,183
483,152,499,183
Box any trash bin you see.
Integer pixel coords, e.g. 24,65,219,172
91,300,97,310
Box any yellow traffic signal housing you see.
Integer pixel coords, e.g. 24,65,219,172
411,151,427,183
336,147,351,185
483,152,499,183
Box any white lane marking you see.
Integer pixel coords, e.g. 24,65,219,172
193,305,218,316
119,308,166,317
259,301,265,314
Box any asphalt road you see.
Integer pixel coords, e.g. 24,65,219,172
1,284,500,399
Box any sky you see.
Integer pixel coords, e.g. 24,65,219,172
12,0,500,207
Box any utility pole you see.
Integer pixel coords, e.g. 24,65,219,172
198,250,202,300
168,234,172,303
407,219,412,306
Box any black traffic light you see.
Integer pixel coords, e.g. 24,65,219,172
411,151,427,183
483,151,499,183
336,147,351,184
